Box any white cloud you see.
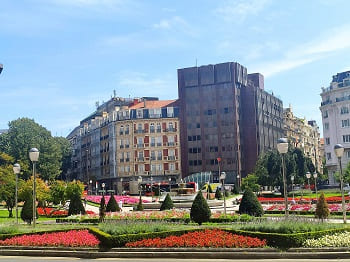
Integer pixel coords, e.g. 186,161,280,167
215,0,271,22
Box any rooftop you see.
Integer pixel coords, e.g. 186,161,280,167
129,100,177,109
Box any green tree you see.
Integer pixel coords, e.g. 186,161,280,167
18,176,50,207
160,193,174,211
315,192,330,220
53,136,72,180
99,196,106,222
0,118,66,181
239,188,263,217
190,192,211,225
106,193,120,212
66,180,85,215
215,186,223,199
20,193,34,224
241,174,260,193
50,180,67,205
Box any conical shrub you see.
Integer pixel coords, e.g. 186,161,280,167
239,188,263,217
160,193,174,211
315,192,330,220
21,194,34,224
99,196,106,222
215,187,223,199
106,194,120,212
190,192,211,225
68,194,85,216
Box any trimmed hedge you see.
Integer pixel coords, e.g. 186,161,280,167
223,227,350,249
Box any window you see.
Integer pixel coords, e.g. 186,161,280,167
342,119,350,128
136,109,143,118
167,107,174,117
170,163,175,171
323,110,328,118
156,123,161,132
327,152,331,160
119,125,124,135
343,134,350,143
324,122,329,130
138,151,144,160
139,164,144,172
169,122,174,131
341,106,349,114
325,137,330,145
347,151,350,159
149,108,162,118
151,151,156,160
157,150,162,160
150,123,155,133
151,137,156,146
125,125,129,134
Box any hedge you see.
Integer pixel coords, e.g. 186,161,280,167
223,227,350,249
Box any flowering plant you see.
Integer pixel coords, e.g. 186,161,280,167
304,232,350,247
125,229,266,248
0,230,100,247
85,195,149,205
37,207,68,217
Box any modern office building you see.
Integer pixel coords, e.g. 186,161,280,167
320,71,350,185
178,62,283,183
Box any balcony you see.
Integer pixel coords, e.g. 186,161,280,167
150,143,155,147
125,158,130,162
120,159,124,163
135,129,145,134
157,156,162,160
167,142,175,146
120,145,124,149
321,100,332,106
166,128,176,132
156,128,162,133
156,142,162,147
125,130,129,135
137,144,144,148
138,157,144,161
150,129,155,133
167,156,176,161
125,144,130,148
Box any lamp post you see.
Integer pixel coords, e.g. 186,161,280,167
277,138,289,218
169,177,171,193
237,174,240,189
102,183,105,196
220,172,227,217
306,171,311,201
138,176,142,198
0,64,3,75
313,172,318,201
150,177,153,201
291,175,295,201
13,163,20,224
29,148,39,227
89,180,92,195
334,144,347,224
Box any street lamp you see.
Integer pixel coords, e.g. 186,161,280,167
306,171,311,201
13,163,20,224
138,176,142,198
29,148,39,227
150,177,153,201
291,175,295,201
169,177,172,193
237,174,240,189
102,183,105,196
217,157,222,183
0,64,3,75
220,172,227,217
334,144,347,224
313,172,318,201
89,180,92,195
277,138,289,218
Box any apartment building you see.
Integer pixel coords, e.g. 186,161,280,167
320,71,350,185
283,105,322,172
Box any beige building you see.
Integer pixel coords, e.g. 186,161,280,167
283,105,322,173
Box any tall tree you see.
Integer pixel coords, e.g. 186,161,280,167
0,118,67,181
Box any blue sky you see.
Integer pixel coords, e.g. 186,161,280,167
1,0,350,137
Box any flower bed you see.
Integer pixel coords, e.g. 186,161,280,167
125,229,267,248
85,195,149,205
258,196,350,204
37,207,68,217
304,232,350,247
0,230,100,247
263,203,350,212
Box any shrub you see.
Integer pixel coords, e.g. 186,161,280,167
160,193,174,211
136,195,144,211
68,194,85,216
208,184,213,193
232,183,240,194
239,188,263,217
215,187,223,199
106,194,120,212
99,196,106,222
21,194,34,224
315,192,330,220
190,192,211,225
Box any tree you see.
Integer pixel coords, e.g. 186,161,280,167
99,196,106,222
67,180,85,216
106,193,120,212
239,188,263,217
50,180,67,205
136,195,144,211
241,174,260,193
160,193,174,211
53,136,72,180
18,176,50,207
190,192,211,225
215,187,223,199
315,192,330,220
0,118,68,181
21,193,34,224
0,153,17,217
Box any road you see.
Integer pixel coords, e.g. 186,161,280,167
1,258,350,262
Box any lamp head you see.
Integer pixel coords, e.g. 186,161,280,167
277,138,288,154
306,172,311,179
334,144,344,158
13,163,21,174
29,148,40,162
313,172,317,179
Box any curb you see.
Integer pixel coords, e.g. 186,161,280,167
0,248,350,259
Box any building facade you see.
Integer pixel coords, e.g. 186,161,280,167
177,62,283,183
283,105,322,172
67,96,181,194
320,71,350,185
